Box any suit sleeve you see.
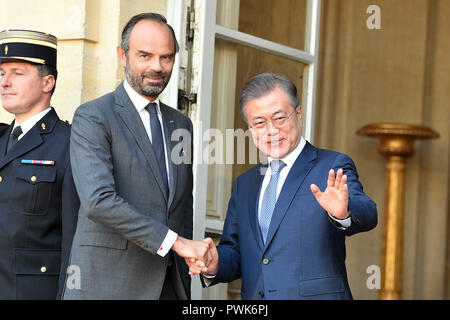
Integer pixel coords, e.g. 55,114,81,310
56,162,80,299
209,177,242,285
70,105,170,254
331,153,378,236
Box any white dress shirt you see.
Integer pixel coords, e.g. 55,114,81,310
123,79,177,257
13,107,52,140
258,136,351,229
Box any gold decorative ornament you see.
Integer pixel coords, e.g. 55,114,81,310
357,123,439,300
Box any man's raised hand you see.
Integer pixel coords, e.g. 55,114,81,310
310,168,349,219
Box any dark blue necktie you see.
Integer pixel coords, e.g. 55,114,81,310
259,160,286,243
146,102,169,196
6,126,23,154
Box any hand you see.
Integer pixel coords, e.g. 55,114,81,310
310,168,349,219
186,237,219,276
171,236,209,263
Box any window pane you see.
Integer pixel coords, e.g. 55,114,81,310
217,0,307,51
210,39,307,180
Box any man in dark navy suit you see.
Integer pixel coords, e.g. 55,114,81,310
188,73,377,300
0,29,79,299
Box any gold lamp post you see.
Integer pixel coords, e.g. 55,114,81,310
356,123,439,300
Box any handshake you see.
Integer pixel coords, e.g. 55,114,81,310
172,236,218,276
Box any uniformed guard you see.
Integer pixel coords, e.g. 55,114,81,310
0,29,79,299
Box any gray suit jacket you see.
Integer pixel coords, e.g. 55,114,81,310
63,82,193,299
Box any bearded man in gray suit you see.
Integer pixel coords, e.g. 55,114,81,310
63,13,208,300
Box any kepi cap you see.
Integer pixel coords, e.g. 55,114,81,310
0,29,57,68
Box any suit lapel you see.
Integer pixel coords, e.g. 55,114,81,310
263,142,318,250
0,129,43,169
0,123,13,161
248,164,267,251
114,84,168,202
0,108,58,170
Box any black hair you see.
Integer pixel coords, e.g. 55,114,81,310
239,72,299,121
121,12,179,55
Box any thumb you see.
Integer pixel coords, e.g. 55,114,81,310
203,237,214,247
310,184,321,196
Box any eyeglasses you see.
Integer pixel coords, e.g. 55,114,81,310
248,109,297,132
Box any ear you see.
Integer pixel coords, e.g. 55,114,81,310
117,46,127,68
296,105,302,119
41,75,55,94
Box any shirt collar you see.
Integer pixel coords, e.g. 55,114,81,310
14,107,52,138
123,78,161,113
267,136,306,169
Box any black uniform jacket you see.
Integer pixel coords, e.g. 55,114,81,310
0,108,79,299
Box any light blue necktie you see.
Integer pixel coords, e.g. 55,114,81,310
259,160,286,243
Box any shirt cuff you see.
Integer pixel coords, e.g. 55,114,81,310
201,274,216,287
157,229,178,257
328,212,352,229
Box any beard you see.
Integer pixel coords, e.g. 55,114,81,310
125,59,171,98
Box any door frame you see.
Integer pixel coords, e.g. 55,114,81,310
168,0,322,299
